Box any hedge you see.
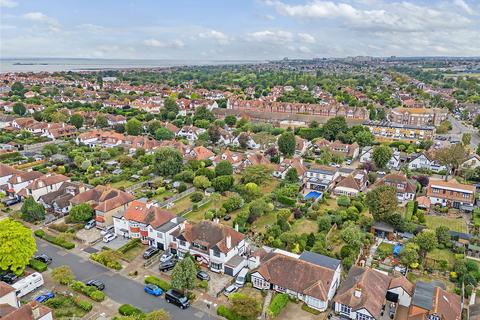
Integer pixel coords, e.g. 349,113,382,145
117,239,141,254
268,293,289,317
70,281,106,302
301,303,321,315
91,250,122,270
75,299,93,312
144,275,171,291
216,305,238,320
276,195,296,206
405,201,414,221
34,229,75,249
29,259,47,272
119,304,144,316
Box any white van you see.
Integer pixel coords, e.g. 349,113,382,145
235,268,248,287
12,272,44,298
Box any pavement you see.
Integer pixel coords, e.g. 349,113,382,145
36,238,217,319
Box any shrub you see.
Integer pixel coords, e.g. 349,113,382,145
119,304,143,316
268,293,289,317
34,229,45,237
89,290,105,302
117,239,140,254
70,280,105,302
75,299,93,312
91,250,122,270
198,280,208,289
144,275,171,291
336,195,351,207
29,259,47,272
35,230,75,249
71,281,85,291
217,305,237,320
190,192,204,203
301,303,321,315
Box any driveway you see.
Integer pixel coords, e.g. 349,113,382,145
93,236,129,251
76,228,102,244
36,238,215,319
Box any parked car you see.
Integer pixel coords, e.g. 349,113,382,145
84,220,96,230
223,215,231,221
85,280,105,291
165,289,190,309
159,259,177,272
196,271,210,281
376,171,386,175
144,284,163,296
389,302,396,319
100,225,114,236
103,233,117,243
2,197,20,207
0,272,18,284
345,159,352,165
143,247,160,259
33,254,52,265
160,252,175,263
35,292,54,303
223,284,238,297
235,268,248,287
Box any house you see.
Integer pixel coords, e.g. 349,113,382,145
334,266,413,320
70,186,135,229
38,182,86,214
174,220,246,276
294,136,311,155
0,164,21,191
241,152,270,168
113,199,185,250
333,170,368,197
7,171,44,195
360,147,400,169
330,140,360,159
408,153,446,173
372,173,416,202
213,149,244,171
407,281,461,320
426,178,476,211
272,157,307,181
462,154,480,170
305,165,340,192
232,132,260,149
20,174,70,201
0,282,53,320
187,146,215,161
251,250,341,312
176,125,205,141
217,128,234,146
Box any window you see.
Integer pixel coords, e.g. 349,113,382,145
340,304,351,315
210,262,222,270
180,240,186,246
213,250,220,257
356,313,373,320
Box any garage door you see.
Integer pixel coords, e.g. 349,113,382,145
224,266,233,276
157,243,164,250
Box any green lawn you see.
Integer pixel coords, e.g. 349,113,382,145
425,215,467,233
252,212,277,233
291,218,318,234
169,197,194,214
110,180,136,189
426,248,456,268
153,190,176,202
407,272,455,293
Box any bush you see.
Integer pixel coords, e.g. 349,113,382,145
190,192,204,203
144,275,171,291
217,305,237,320
35,229,75,249
336,195,351,207
117,239,140,254
198,280,208,289
119,304,143,316
91,250,122,270
70,280,105,302
268,293,289,317
405,201,414,221
29,259,47,272
89,290,105,302
75,299,93,312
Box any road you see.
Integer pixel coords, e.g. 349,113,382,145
446,115,480,148
37,238,214,320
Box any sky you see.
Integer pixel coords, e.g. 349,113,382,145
0,0,479,60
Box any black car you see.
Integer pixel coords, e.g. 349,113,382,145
223,215,231,221
165,289,190,309
159,259,177,272
0,272,18,284
85,280,105,291
143,247,160,259
196,271,210,281
33,254,52,265
2,198,20,207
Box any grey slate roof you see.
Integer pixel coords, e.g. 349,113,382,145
412,281,435,310
299,251,340,271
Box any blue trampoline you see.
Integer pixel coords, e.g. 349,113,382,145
304,191,323,201
393,244,403,256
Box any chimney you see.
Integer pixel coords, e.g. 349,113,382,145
31,302,41,319
226,235,232,249
354,288,362,298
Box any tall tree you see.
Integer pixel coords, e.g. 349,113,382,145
12,102,26,116
69,204,94,222
21,197,45,222
415,229,438,256
278,131,296,157
171,257,197,292
321,116,348,141
435,144,467,180
365,185,398,221
152,147,183,177
125,118,143,136
155,127,174,141
69,114,84,129
0,219,36,275
95,115,109,128
215,160,233,176
372,145,393,169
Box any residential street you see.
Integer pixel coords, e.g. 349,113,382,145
446,115,479,148
36,238,215,319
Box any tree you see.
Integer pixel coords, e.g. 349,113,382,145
95,115,108,128
415,229,438,255
285,168,298,183
207,125,221,144
171,257,197,292
0,219,36,275
153,147,183,177
162,97,178,119
212,175,234,192
193,175,211,189
416,175,429,188
193,106,215,122
365,185,398,221
435,144,467,180
21,197,45,222
69,204,94,222
225,115,237,126
42,144,59,157
241,165,272,185
355,130,374,147
69,114,84,129
237,132,249,149
10,81,25,96
230,293,261,318
215,160,233,176
125,118,143,136
155,127,174,141
321,116,348,141
12,102,26,116
278,131,296,156
145,309,170,320
462,133,472,147
372,145,392,169
51,265,75,285
400,242,420,267
435,226,450,246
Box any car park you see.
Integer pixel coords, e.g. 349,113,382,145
223,284,238,297
196,271,210,281
103,233,117,243
100,225,114,236
165,289,190,309
160,252,175,262
143,247,160,259
0,272,18,284
85,280,105,291
144,284,163,296
33,254,52,265
35,292,54,303
159,259,177,272
84,219,96,230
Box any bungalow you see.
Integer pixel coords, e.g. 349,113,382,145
241,152,270,168
213,149,244,170
113,199,185,250
70,186,135,229
372,173,416,202
408,152,446,173
251,250,341,312
20,174,70,201
462,154,480,170
408,281,461,320
426,178,476,210
187,146,215,161
174,220,246,276
294,136,311,155
330,140,360,160
0,164,21,191
333,170,368,197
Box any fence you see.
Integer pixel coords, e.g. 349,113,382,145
124,177,162,193
157,187,196,208
178,198,211,217
144,252,161,268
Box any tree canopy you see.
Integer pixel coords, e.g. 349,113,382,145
0,219,36,275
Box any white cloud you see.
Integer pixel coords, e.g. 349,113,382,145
198,30,231,45
143,38,185,49
247,30,316,45
297,33,315,44
22,12,60,32
0,0,17,8
454,0,474,15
